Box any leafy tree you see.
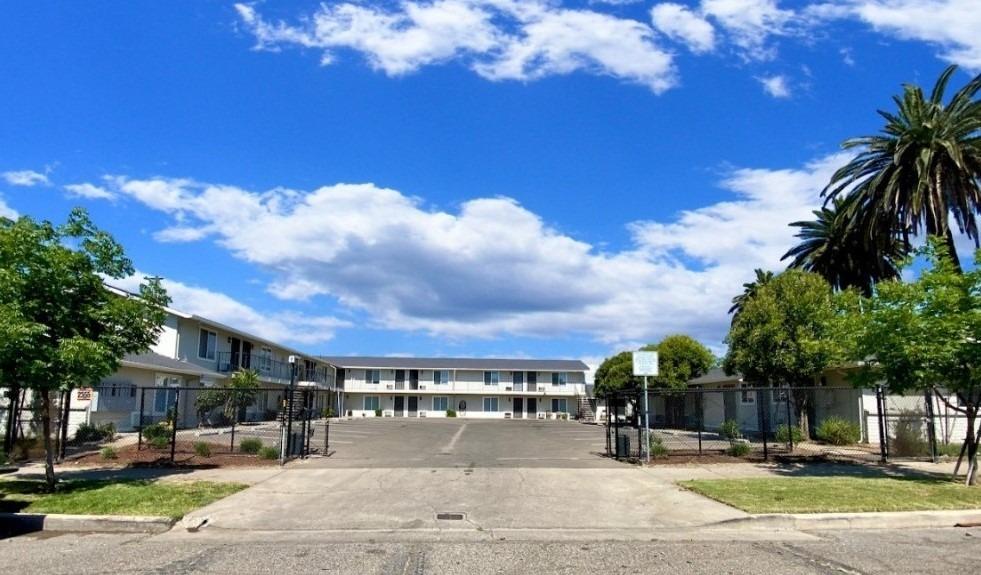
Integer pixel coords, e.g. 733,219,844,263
651,334,714,390
593,350,644,398
783,196,907,295
838,239,981,485
824,65,981,272
195,369,261,425
0,209,168,489
729,269,774,317
723,270,841,437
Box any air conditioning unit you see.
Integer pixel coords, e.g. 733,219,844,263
420,411,427,418
386,384,394,390
505,386,512,391
504,412,512,419
419,385,427,390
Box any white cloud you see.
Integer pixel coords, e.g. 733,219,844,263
88,153,850,348
758,74,792,97
235,0,677,92
64,183,116,200
108,273,350,346
650,3,716,54
0,196,17,219
846,0,981,71
2,169,50,187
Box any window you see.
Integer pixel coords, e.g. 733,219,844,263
551,398,568,413
433,370,449,385
483,371,500,386
433,396,448,411
512,371,524,390
528,371,537,390
153,374,182,415
363,396,380,411
551,372,567,386
198,329,217,360
740,384,755,404
365,369,380,384
258,347,273,372
483,397,499,412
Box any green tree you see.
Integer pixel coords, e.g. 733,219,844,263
195,369,261,425
0,209,168,489
728,269,774,317
783,196,907,296
651,334,714,390
723,270,841,437
593,350,644,398
824,65,981,272
838,239,981,485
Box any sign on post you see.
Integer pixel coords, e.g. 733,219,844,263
632,351,659,376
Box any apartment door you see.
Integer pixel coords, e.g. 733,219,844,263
527,397,537,418
395,369,406,390
409,370,419,390
241,341,253,369
408,396,418,417
394,396,405,417
230,337,242,368
513,397,524,419
527,371,538,392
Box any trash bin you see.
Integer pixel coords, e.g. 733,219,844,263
616,434,630,458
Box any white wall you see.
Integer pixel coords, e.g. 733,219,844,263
341,392,573,419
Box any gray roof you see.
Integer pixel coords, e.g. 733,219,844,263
121,352,225,378
688,367,742,386
319,356,589,372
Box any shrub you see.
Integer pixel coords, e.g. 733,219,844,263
649,435,669,459
322,407,336,419
75,423,104,443
374,408,382,417
775,424,803,444
100,446,118,460
0,450,9,465
938,442,963,457
726,442,751,457
239,437,263,454
815,417,861,446
147,435,170,450
719,419,741,441
194,441,212,458
889,412,929,456
446,409,457,418
141,422,171,441
99,422,117,441
258,446,279,460
13,437,38,460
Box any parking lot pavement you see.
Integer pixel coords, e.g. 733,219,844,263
311,418,621,468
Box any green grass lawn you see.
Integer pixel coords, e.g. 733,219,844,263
0,479,247,519
680,477,981,514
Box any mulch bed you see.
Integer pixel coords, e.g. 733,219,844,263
67,441,281,468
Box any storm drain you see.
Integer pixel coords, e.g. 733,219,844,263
436,512,466,521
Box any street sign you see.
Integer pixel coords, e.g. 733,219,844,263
632,351,659,376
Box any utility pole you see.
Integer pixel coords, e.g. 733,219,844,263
642,375,650,463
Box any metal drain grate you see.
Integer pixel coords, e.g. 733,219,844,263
436,512,466,521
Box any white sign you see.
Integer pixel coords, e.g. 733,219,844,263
632,351,659,376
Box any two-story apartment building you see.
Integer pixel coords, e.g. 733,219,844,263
72,286,335,431
321,357,589,419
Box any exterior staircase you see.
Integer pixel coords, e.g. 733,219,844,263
577,396,596,422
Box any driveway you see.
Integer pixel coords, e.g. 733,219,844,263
170,419,747,541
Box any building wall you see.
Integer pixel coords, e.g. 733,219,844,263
341,392,574,419
341,368,586,397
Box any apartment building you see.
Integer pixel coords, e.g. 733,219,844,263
321,356,589,419
72,287,335,431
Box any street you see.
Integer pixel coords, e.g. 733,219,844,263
1,528,978,574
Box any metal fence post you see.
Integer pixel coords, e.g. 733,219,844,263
170,387,180,463
138,388,146,451
324,419,330,455
58,389,70,462
784,390,794,452
697,391,703,456
924,389,938,463
759,389,768,461
876,386,888,463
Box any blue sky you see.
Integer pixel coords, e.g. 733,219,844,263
2,0,979,366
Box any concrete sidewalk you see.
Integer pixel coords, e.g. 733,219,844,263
9,462,283,485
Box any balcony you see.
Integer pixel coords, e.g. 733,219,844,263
216,352,332,386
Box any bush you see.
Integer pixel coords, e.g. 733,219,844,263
889,412,929,456
938,442,963,457
719,419,741,441
75,423,104,443
649,435,669,459
194,441,212,457
258,446,279,460
322,407,336,419
147,435,170,450
815,416,861,446
374,408,382,417
726,442,751,457
775,424,803,444
239,437,263,454
100,446,118,460
0,450,7,465
141,422,171,441
13,437,39,460
99,422,117,441
446,409,457,418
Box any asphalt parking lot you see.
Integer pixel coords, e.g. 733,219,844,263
312,417,621,468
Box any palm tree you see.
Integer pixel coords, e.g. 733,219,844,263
783,196,908,295
824,65,981,272
729,268,773,316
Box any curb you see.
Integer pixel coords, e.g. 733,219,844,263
0,512,175,534
710,509,981,531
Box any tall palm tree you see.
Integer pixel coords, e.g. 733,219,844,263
783,196,908,295
824,65,981,271
729,268,773,317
